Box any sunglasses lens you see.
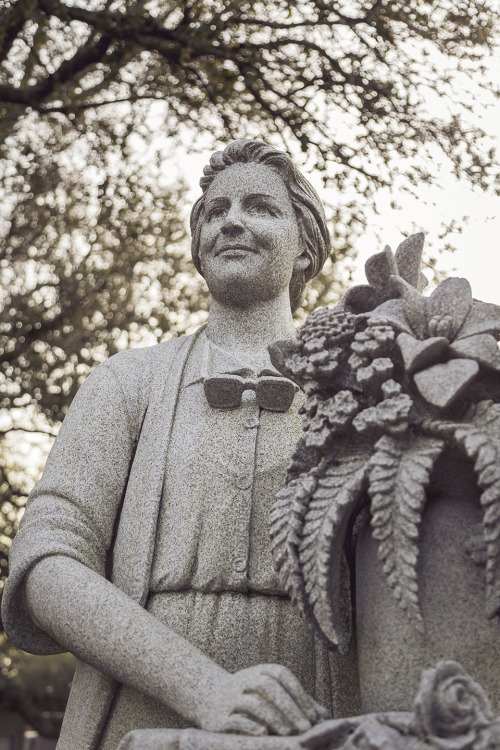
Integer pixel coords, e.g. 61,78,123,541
204,376,243,409
256,378,296,412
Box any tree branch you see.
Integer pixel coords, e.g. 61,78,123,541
0,0,36,64
0,426,58,438
39,94,160,113
38,0,256,65
0,27,115,107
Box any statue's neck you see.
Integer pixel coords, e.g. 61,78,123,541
206,294,297,371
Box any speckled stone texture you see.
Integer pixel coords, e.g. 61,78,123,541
356,453,500,715
5,141,500,750
2,141,338,750
115,659,500,749
269,233,500,729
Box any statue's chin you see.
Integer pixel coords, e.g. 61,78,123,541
206,273,288,310
209,283,282,311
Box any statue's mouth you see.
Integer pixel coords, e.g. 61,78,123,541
215,245,258,257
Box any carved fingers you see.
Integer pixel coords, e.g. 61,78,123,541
222,713,268,736
259,664,329,723
225,664,328,736
228,694,295,735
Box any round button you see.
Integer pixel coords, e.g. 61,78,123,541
233,556,247,572
235,474,252,490
244,416,260,429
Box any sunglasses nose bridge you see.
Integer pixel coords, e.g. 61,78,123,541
203,375,296,411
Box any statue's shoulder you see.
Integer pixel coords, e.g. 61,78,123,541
105,333,193,378
90,332,198,427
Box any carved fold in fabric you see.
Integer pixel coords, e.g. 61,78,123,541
203,374,298,411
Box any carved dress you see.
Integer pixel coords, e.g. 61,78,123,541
3,329,340,750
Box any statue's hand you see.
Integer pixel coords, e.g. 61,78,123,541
202,664,329,736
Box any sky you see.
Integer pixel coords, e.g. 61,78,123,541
168,46,500,306
343,96,500,302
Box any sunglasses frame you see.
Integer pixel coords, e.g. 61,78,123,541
203,374,297,412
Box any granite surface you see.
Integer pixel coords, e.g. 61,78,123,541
5,142,500,750
2,141,334,749
269,234,500,722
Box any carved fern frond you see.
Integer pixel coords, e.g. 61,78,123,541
298,448,370,652
452,401,500,618
368,434,444,630
270,474,318,618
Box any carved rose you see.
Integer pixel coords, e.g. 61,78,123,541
414,661,492,749
474,719,500,750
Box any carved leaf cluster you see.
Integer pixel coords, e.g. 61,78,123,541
298,450,369,652
368,435,444,629
270,238,500,647
270,475,318,618
271,447,369,652
451,402,500,619
419,401,500,620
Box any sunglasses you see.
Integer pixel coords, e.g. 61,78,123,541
203,374,297,412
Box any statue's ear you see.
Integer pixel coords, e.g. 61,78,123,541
294,219,310,272
294,250,310,272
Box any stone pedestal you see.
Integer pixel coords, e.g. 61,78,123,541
356,454,500,715
269,234,500,749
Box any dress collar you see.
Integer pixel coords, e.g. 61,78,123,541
185,330,283,387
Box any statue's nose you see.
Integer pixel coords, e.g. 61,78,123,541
220,207,244,235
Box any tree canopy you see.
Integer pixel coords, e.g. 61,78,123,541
1,0,497,424
0,0,499,733
1,0,498,191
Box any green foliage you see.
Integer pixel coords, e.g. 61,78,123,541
0,633,75,737
0,0,498,728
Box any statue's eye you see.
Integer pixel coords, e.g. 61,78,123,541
207,206,228,220
248,202,273,216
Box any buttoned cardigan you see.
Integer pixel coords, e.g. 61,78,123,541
3,330,201,750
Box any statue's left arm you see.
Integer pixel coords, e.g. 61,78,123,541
1,348,148,653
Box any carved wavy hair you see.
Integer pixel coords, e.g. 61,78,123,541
190,140,331,311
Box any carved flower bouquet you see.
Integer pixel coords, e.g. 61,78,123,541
269,234,500,654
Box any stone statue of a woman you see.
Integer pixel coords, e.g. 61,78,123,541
2,141,352,750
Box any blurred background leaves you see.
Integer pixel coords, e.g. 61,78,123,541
0,0,499,734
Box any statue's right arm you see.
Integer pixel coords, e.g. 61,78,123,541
5,353,324,736
26,556,322,735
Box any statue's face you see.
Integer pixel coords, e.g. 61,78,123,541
198,162,306,308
